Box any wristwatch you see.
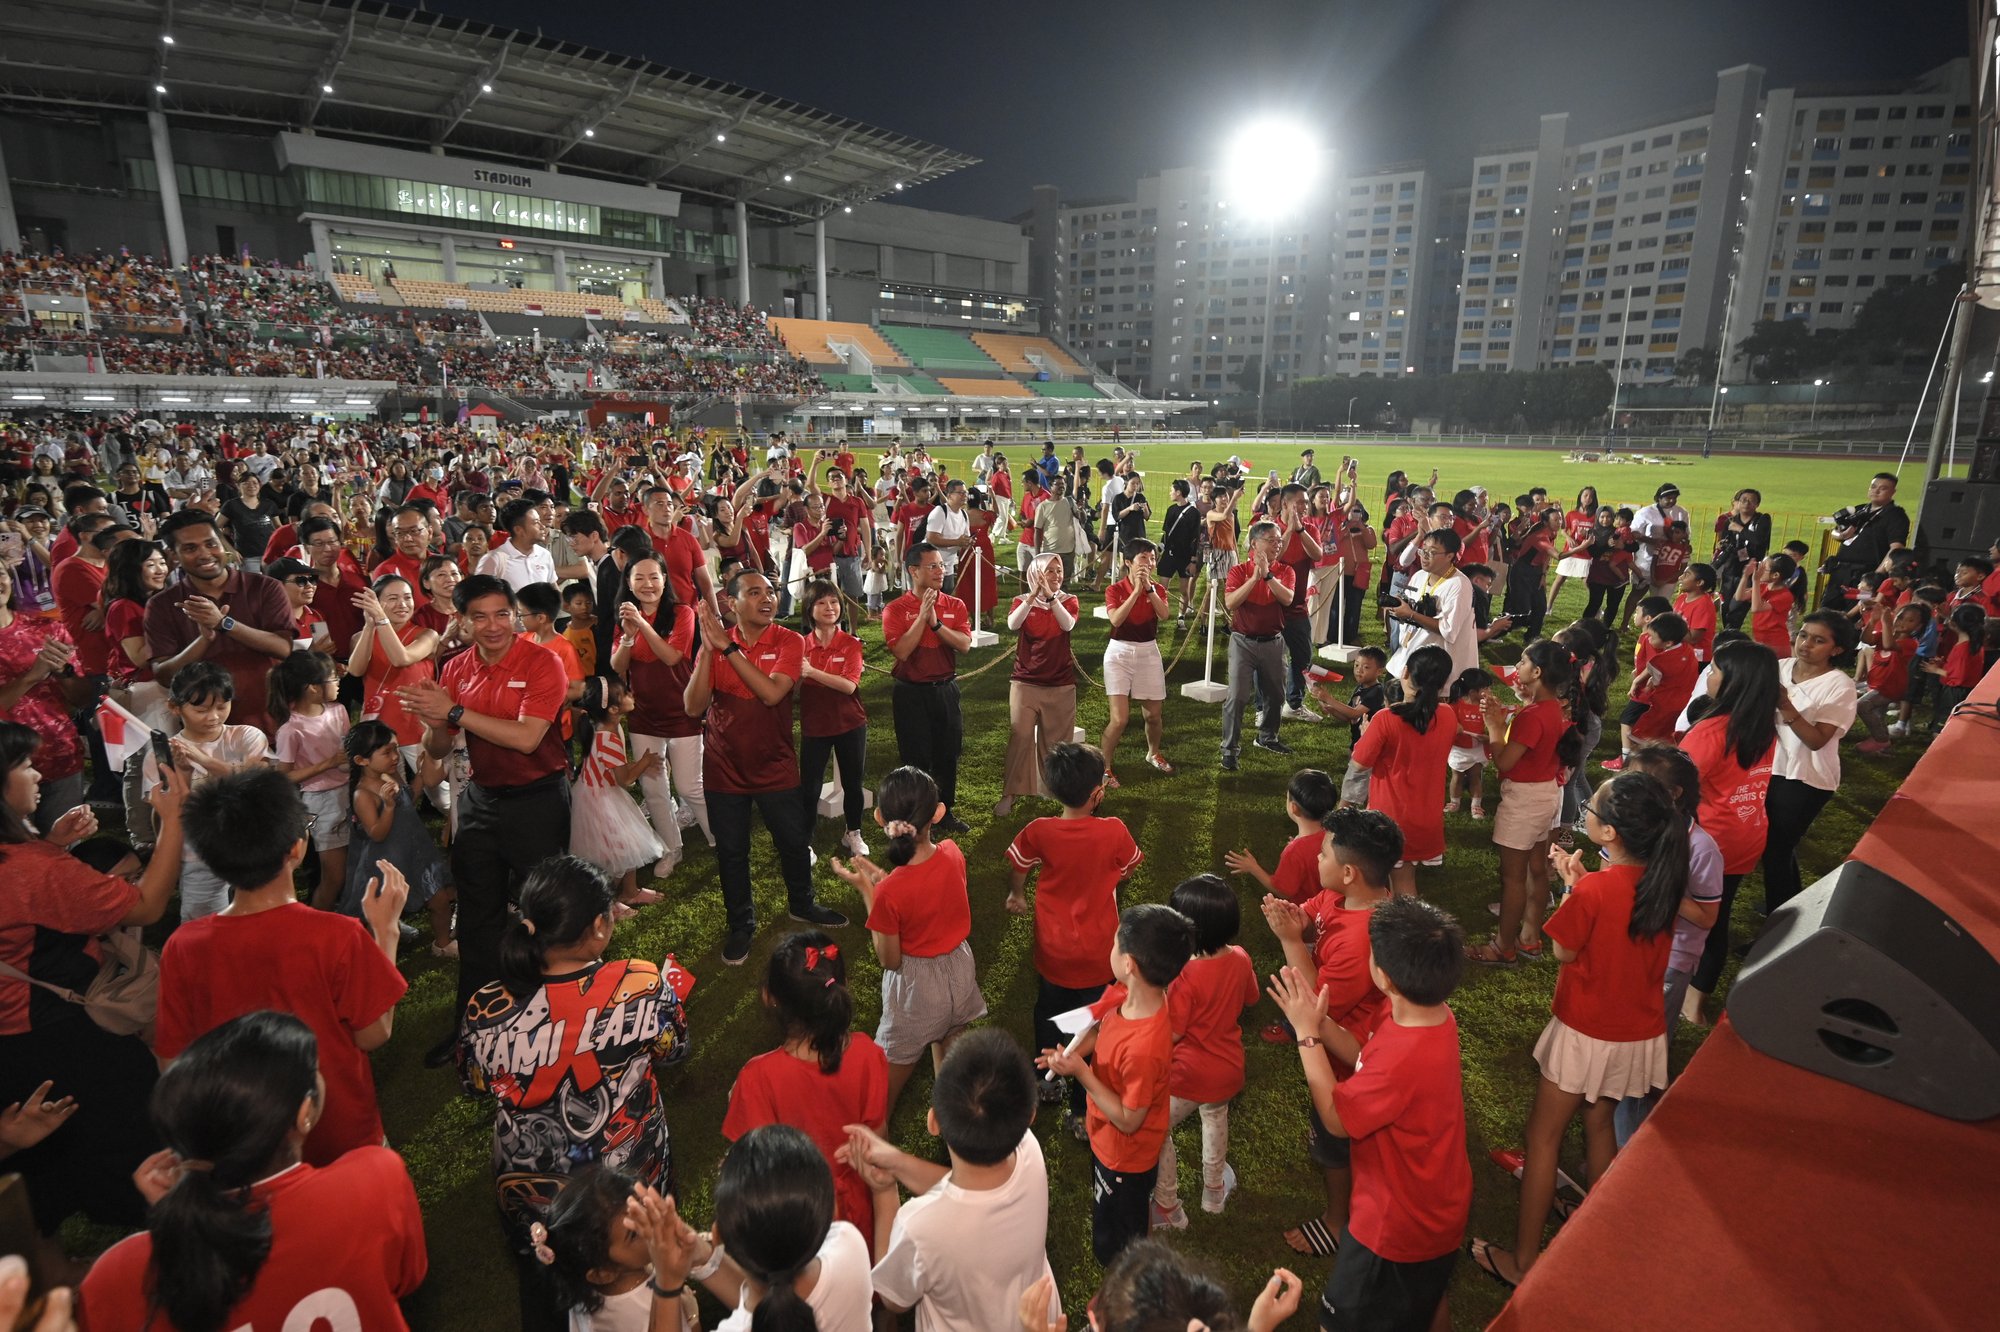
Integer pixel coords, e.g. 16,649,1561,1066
218,614,237,633
446,704,465,730
718,640,742,657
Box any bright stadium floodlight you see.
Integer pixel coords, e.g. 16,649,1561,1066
480,83,493,93
1222,117,1321,219
1223,117,1321,436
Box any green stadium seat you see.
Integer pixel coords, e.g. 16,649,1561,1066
1028,380,1103,399
819,373,877,392
885,372,951,395
878,325,1000,373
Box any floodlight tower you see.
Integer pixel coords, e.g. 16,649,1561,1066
1223,119,1321,437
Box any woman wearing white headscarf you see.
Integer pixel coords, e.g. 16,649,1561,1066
995,554,1079,816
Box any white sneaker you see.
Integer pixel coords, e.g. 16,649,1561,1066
1201,1163,1238,1214
674,799,698,829
841,829,869,857
1887,721,1910,738
652,855,679,880
1282,704,1322,722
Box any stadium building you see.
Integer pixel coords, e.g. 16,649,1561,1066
0,0,1180,431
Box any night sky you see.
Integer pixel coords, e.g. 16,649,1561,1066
419,0,1963,216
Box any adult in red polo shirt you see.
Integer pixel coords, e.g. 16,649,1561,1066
1274,485,1324,721
399,574,571,1059
1219,520,1296,770
1100,538,1172,780
145,511,295,736
814,465,875,606
641,485,715,609
594,474,645,533
798,578,869,857
369,504,431,588
997,553,1079,817
883,542,973,834
683,570,847,966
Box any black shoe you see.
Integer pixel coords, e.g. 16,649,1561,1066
422,1030,458,1069
1220,752,1238,771
937,814,972,836
1254,736,1294,755
788,902,849,928
721,928,754,966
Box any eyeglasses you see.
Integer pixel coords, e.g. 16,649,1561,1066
286,577,316,587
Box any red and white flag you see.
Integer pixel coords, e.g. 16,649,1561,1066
95,694,152,771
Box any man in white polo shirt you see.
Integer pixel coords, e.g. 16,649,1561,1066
475,497,557,593
925,479,974,596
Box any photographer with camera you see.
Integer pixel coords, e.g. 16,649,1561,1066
1820,473,1908,610
1711,488,1772,630
1386,529,1477,680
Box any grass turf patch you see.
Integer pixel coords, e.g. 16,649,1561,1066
365,494,1919,1329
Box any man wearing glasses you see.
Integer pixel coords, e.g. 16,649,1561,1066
298,516,369,663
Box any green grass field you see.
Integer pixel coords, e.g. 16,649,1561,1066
351,444,1917,1329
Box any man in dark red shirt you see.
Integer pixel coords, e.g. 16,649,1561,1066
298,516,369,662
400,574,572,1061
642,485,715,610
812,463,875,606
1220,520,1296,771
370,505,431,587
1274,484,1325,722
145,511,295,736
883,541,973,834
683,569,847,965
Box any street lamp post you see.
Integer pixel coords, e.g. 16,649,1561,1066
1346,395,1358,427
1224,118,1321,440
1811,377,1826,425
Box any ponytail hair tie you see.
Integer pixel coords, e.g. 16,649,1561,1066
528,1222,556,1266
177,1158,214,1174
884,819,917,838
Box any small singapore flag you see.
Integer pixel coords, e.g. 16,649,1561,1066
94,694,152,771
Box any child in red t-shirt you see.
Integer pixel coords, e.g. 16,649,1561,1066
1673,562,1720,663
1039,903,1194,1266
1005,742,1144,1127
1259,807,1400,1262
1628,613,1700,746
1473,639,1584,966
1470,770,1688,1288
1649,519,1692,594
722,931,889,1251
1147,874,1260,1231
1739,553,1797,654
1606,596,1673,771
1856,602,1928,752
1921,603,1993,728
831,766,988,1121
1222,768,1338,903
1445,669,1496,819
1268,894,1471,1330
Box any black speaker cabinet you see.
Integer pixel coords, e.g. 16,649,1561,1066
1916,478,2000,568
1727,860,2000,1121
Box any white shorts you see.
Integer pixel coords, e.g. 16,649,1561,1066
300,784,352,850
1492,778,1564,851
1555,555,1592,579
1447,744,1488,774
1103,637,1167,701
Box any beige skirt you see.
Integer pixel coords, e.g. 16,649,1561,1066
1533,1015,1668,1102
1492,778,1563,851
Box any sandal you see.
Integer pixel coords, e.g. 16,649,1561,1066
1465,940,1518,967
1145,752,1175,775
1103,771,1121,790
1282,1217,1341,1257
1468,1239,1521,1289
1515,939,1545,960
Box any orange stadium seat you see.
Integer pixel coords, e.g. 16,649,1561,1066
936,377,1032,398
969,331,1086,374
768,318,908,367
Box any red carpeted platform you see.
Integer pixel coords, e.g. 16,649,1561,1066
1491,665,2000,1330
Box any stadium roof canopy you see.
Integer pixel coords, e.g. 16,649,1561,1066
0,0,980,221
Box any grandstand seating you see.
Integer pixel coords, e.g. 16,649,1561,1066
878,325,998,373
1029,380,1104,399
969,331,1085,375
389,279,654,322
819,373,878,392
768,318,908,368
937,377,1031,398
329,271,379,302
882,373,950,396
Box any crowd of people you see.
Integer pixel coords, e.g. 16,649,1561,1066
1,412,1996,1332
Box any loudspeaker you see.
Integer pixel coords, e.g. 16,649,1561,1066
1727,860,2000,1121
1915,478,2000,569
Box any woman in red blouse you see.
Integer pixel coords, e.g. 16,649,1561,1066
798,579,870,858
995,554,1080,815
101,538,173,731
611,554,707,876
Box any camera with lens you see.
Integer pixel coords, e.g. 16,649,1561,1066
829,517,848,540
1411,593,1440,618
1832,505,1875,531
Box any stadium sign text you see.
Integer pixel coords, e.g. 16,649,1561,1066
472,169,535,188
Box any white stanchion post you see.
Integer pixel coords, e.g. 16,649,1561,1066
1180,571,1228,703
818,764,875,820
1318,556,1360,665
967,540,998,648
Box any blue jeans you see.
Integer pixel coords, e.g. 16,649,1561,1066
1613,965,1695,1146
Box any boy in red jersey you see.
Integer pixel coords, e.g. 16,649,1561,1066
1223,767,1339,904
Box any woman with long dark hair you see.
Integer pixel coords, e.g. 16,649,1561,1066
0,562,92,826
1547,484,1600,608
1762,611,1859,914
1470,639,1586,965
1470,770,1688,1289
797,578,870,856
1680,639,1781,1021
611,552,708,876
459,854,688,1332
1554,619,1619,839
0,723,187,1260
79,1012,427,1332
1350,644,1457,895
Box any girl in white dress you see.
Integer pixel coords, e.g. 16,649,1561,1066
569,676,667,915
